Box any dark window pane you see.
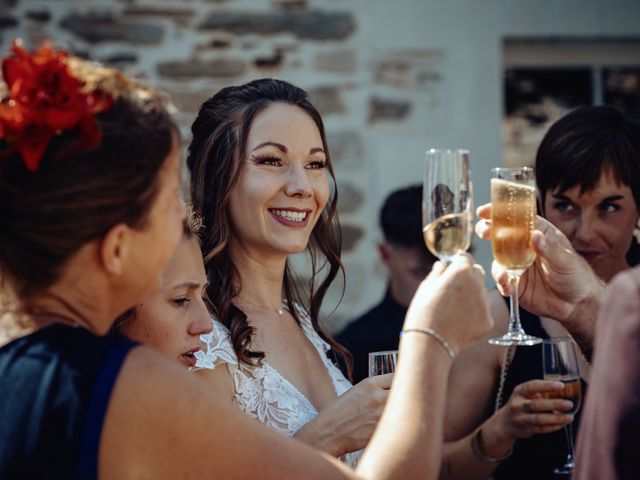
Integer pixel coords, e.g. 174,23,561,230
503,68,593,167
504,68,593,120
603,67,640,120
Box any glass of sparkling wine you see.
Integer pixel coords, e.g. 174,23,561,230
542,337,582,475
488,167,542,346
422,149,473,264
368,350,398,376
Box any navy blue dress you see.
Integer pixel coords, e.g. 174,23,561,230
336,288,406,383
493,305,585,479
0,324,136,479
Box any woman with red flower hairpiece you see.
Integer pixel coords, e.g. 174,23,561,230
0,40,111,171
0,40,492,480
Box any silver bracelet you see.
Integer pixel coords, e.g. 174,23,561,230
400,327,455,360
470,428,513,464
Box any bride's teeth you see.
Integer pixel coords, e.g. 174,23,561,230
272,210,306,222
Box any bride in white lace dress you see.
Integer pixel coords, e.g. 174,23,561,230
187,79,390,463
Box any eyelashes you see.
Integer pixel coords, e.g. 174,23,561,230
172,298,189,308
306,160,327,169
254,155,282,166
252,155,327,169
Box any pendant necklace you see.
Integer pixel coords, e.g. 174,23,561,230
235,300,286,316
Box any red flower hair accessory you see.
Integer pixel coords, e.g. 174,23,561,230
0,40,113,172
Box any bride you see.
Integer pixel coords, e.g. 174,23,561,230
188,78,390,461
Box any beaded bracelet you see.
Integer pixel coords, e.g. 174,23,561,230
470,428,513,464
400,327,455,360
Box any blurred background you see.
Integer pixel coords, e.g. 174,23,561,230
2,0,639,333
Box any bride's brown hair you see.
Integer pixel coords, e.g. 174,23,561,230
187,78,351,377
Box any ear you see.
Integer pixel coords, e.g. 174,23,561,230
100,223,131,276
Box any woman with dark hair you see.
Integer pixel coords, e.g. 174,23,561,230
188,78,391,462
440,105,640,480
0,41,493,479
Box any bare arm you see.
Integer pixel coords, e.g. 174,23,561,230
360,256,494,479
100,255,492,480
440,288,573,480
193,364,235,403
441,380,573,480
444,291,506,442
440,291,508,480
101,347,356,479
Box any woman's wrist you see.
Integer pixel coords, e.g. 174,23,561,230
470,427,513,464
476,415,517,460
400,327,456,360
563,280,603,358
293,415,345,457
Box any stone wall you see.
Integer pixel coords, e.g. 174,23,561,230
2,0,640,333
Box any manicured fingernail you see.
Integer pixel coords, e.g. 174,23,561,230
552,381,565,389
562,401,573,409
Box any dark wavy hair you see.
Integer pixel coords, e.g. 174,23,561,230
187,78,351,375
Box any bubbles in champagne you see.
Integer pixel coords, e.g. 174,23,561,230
491,178,537,272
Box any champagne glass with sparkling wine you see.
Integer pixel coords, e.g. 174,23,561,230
542,337,582,475
422,149,473,264
488,167,542,346
368,350,398,377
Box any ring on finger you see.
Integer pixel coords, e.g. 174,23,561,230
522,400,534,414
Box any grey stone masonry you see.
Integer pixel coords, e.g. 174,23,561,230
12,0,624,331
336,182,364,215
60,13,164,44
0,15,18,29
368,97,411,124
199,10,355,40
157,58,246,79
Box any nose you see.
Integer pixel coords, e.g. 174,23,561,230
188,299,212,336
284,163,312,198
574,212,599,244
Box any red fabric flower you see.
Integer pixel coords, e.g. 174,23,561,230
0,40,113,171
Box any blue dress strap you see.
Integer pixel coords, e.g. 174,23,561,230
74,338,137,480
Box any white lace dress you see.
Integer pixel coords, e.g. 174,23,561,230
193,302,360,466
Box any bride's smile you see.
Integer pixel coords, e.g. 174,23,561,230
228,102,329,258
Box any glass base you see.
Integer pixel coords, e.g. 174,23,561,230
488,331,543,346
553,463,574,475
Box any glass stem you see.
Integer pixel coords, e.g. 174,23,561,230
508,273,524,335
563,423,575,467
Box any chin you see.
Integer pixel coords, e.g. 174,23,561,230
273,241,309,255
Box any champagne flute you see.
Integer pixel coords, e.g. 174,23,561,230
488,167,542,346
422,149,473,264
542,337,582,475
368,350,398,376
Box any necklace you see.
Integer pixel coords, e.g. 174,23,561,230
235,299,286,316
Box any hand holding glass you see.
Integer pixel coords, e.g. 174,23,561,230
542,337,582,475
488,167,542,346
422,149,473,264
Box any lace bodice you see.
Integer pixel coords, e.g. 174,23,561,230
194,303,360,465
